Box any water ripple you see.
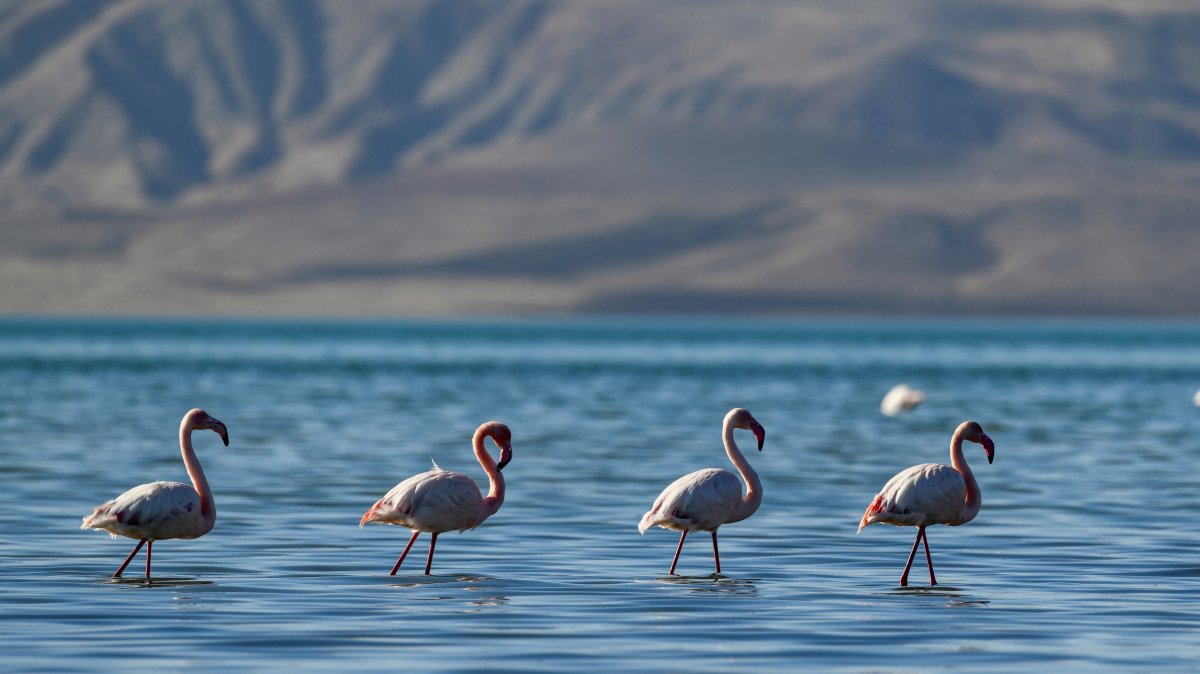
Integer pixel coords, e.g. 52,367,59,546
1,318,1198,672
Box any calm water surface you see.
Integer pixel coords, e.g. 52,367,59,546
0,318,1197,672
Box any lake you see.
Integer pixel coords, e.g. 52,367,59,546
1,317,1196,672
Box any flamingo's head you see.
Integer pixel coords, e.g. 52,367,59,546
186,408,229,446
728,408,766,451
961,420,993,464
481,421,513,471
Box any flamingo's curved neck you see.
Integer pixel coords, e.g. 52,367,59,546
950,426,981,523
180,419,215,523
724,421,762,524
474,429,505,522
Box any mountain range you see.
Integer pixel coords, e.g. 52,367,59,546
2,0,1199,315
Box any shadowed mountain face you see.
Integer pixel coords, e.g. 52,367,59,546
1,0,1199,316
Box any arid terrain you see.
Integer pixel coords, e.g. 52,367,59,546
2,0,1199,315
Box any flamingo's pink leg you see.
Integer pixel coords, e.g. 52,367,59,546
711,530,721,574
145,540,153,578
920,527,937,586
898,526,923,587
424,533,438,575
389,530,420,576
668,530,688,575
113,539,146,578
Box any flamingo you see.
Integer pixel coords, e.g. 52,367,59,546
638,408,765,575
360,421,513,575
81,408,229,578
880,384,926,417
858,420,995,586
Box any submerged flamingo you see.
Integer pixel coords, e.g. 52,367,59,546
880,384,926,417
858,420,995,586
81,408,229,578
638,408,766,575
360,421,513,575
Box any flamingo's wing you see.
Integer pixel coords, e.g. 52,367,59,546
81,481,204,539
639,468,742,533
858,463,966,531
363,468,484,532
362,470,436,524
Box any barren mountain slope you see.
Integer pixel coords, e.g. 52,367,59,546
1,0,1198,315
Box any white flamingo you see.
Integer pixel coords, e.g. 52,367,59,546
880,384,926,416
360,421,513,575
858,420,995,586
81,408,229,578
638,408,765,575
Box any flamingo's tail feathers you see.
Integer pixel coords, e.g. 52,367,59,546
637,511,655,534
81,504,115,531
858,494,884,534
360,500,384,527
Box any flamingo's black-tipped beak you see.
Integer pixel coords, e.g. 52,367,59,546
752,422,765,452
982,434,994,464
207,417,230,443
211,420,230,446
497,444,513,471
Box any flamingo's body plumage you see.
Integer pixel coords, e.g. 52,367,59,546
360,462,492,533
858,420,995,586
639,408,765,575
83,481,212,541
857,463,971,531
81,408,229,578
361,421,513,575
638,468,744,534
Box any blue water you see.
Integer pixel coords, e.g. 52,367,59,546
1,318,1197,672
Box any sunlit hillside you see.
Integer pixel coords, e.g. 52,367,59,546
2,0,1199,315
